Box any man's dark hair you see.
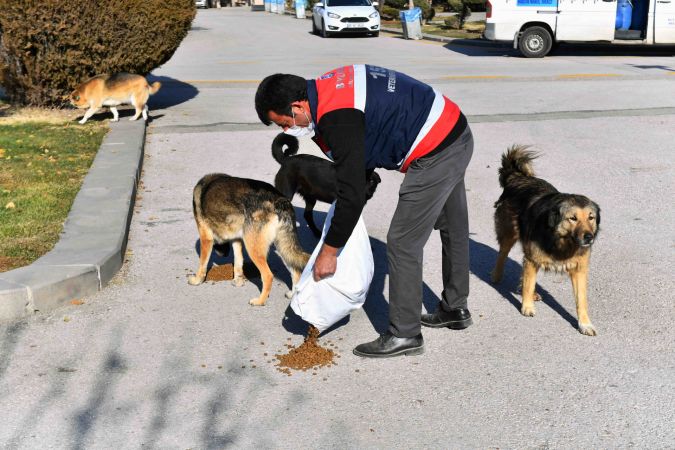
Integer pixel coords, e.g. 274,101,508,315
255,74,308,125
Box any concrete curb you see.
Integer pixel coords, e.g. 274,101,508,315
380,26,504,47
0,119,146,321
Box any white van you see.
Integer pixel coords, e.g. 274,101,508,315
484,0,675,57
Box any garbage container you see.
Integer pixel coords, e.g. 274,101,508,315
400,7,423,40
251,0,265,11
270,0,277,13
295,0,306,18
276,0,285,13
264,0,271,11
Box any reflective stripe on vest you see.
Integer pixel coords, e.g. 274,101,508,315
399,90,461,173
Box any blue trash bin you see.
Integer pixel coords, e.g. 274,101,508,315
400,7,423,40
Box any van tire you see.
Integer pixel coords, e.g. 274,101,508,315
518,26,552,58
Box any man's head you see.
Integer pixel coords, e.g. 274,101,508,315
255,74,309,127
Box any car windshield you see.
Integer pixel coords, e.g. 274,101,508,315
326,0,372,6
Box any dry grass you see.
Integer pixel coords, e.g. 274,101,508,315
0,103,81,125
381,19,485,39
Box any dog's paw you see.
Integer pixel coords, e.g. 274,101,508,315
231,276,246,287
578,322,597,336
285,289,295,299
78,119,87,125
111,118,119,122
187,275,204,286
533,292,542,301
249,297,266,306
520,304,536,317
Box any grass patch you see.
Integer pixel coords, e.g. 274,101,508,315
382,19,485,39
0,117,107,272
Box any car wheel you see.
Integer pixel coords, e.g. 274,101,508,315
321,20,330,38
312,18,318,35
518,26,552,58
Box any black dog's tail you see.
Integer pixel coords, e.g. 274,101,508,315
271,133,300,165
498,145,538,187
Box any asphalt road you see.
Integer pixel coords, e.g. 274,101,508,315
1,8,674,449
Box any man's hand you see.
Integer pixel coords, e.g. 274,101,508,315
313,243,338,281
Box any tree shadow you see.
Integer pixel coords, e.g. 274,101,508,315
468,238,577,329
146,75,199,110
69,327,129,450
0,322,26,385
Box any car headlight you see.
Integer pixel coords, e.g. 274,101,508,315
369,11,379,18
327,12,341,18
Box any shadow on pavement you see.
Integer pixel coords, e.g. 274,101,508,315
191,205,450,337
444,40,675,58
442,40,516,57
469,238,577,329
0,322,26,383
147,75,199,110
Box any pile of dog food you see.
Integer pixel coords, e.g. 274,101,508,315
205,262,260,282
205,263,235,281
275,326,337,375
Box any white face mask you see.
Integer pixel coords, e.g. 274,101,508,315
284,109,314,137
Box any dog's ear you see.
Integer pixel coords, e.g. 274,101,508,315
592,202,601,227
548,206,562,229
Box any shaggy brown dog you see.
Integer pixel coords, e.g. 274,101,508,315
491,146,601,336
188,174,310,306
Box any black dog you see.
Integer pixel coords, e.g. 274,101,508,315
272,133,381,238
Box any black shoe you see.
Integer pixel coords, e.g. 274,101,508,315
352,332,424,358
421,308,473,329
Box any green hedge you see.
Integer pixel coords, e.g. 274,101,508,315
0,0,195,106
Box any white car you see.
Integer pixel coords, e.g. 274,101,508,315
312,0,380,38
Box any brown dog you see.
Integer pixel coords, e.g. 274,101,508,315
491,146,601,336
188,174,310,306
70,73,161,124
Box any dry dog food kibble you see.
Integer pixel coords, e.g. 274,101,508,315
275,326,335,373
204,262,260,282
205,264,234,281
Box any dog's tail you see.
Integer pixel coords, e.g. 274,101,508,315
192,180,204,223
271,133,300,165
498,145,538,187
365,170,382,201
273,197,310,272
192,174,215,223
148,81,161,95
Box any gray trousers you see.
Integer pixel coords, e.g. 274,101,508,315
387,126,474,338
